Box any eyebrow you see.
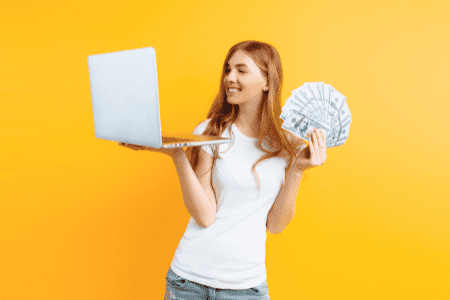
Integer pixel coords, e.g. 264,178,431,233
226,63,249,68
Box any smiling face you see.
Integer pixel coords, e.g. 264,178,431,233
224,50,269,106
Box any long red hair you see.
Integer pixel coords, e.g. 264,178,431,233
186,40,308,194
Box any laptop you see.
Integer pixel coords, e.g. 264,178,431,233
87,46,232,149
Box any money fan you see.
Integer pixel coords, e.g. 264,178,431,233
280,82,352,148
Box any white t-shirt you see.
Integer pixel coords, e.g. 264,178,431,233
170,119,289,289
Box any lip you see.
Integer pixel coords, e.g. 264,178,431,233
226,87,241,92
226,89,239,95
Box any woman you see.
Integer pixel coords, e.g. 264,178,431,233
120,40,327,300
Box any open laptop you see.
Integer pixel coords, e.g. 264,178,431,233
87,46,232,149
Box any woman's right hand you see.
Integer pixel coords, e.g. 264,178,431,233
118,142,185,159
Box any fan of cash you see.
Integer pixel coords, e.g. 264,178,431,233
280,82,352,148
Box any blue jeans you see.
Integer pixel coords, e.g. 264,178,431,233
165,268,270,300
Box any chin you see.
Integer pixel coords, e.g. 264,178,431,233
226,96,240,104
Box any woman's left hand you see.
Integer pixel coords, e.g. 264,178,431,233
291,128,327,174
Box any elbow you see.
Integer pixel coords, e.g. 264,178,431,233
267,221,285,234
204,215,216,228
267,223,279,235
268,227,281,235
202,200,217,228
199,214,216,229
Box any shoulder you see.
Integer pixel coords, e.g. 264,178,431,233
193,119,212,135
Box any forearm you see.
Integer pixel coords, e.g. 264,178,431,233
171,151,216,228
267,168,303,234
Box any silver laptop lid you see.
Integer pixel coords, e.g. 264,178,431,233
88,47,163,148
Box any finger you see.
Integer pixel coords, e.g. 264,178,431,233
308,131,315,157
321,128,326,143
317,129,325,149
320,131,326,148
312,130,320,152
320,128,326,139
318,129,327,162
317,128,323,141
305,132,311,141
315,130,325,165
308,131,319,166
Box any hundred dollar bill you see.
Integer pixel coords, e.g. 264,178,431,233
335,120,351,143
281,109,327,142
281,101,316,131
319,82,325,101
317,82,328,120
280,101,316,121
327,118,351,147
282,82,351,149
296,85,326,122
308,82,327,120
329,106,352,135
304,83,327,121
333,101,351,127
327,140,345,148
327,88,347,125
323,84,334,123
291,107,329,131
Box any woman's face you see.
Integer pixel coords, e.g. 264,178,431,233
224,50,268,105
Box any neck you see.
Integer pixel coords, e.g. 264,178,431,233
234,104,262,135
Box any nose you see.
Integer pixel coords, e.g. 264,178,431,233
224,69,237,83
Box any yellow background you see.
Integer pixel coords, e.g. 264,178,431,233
1,0,449,299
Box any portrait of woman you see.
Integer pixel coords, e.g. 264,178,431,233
120,40,327,300
2,0,449,299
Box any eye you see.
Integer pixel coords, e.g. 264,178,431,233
225,69,245,73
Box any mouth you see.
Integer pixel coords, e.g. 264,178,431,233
227,88,241,95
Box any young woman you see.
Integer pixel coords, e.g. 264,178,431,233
120,40,327,300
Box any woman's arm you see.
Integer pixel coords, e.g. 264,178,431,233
266,169,303,234
267,128,327,234
171,149,217,228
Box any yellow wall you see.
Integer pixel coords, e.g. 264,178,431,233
1,0,449,299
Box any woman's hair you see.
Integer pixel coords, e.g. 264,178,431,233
186,40,308,197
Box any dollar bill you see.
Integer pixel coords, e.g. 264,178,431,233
304,83,327,121
281,109,328,141
327,118,351,147
295,107,329,131
308,82,327,119
327,88,347,125
280,101,316,121
298,85,326,121
281,82,351,149
323,84,334,123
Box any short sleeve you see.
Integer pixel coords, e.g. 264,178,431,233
193,119,214,156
